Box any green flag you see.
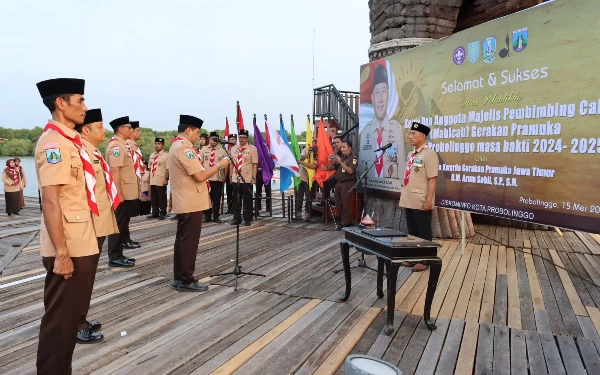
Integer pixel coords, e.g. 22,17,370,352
289,115,302,189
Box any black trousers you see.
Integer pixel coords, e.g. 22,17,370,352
255,172,271,210
334,180,354,226
37,254,99,375
233,183,253,223
107,199,134,261
205,181,223,219
173,211,203,284
226,180,234,213
296,181,311,213
150,185,167,217
323,177,336,201
404,208,433,241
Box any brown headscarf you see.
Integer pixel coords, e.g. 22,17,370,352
4,159,19,184
13,157,24,179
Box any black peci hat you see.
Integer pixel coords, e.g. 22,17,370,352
179,115,204,129
209,132,219,138
155,137,165,144
239,129,249,137
411,122,431,136
36,78,85,98
130,121,140,129
372,65,388,89
200,133,209,138
109,116,130,130
82,108,102,125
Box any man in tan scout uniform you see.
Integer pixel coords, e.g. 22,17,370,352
105,116,138,267
126,120,143,219
333,140,358,230
147,137,169,219
229,129,258,226
34,78,98,373
74,108,119,344
169,115,231,291
201,132,227,223
399,122,438,272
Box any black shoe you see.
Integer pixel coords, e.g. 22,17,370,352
213,218,222,223
171,280,180,288
176,282,209,292
109,259,135,268
229,219,241,225
125,257,136,263
131,241,140,246
158,215,166,220
123,242,141,249
244,222,251,226
77,328,103,344
203,216,211,223
86,320,102,332
147,215,159,219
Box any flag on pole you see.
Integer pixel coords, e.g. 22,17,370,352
313,118,335,187
305,115,315,190
224,117,231,149
289,115,302,189
253,114,274,184
264,115,300,188
278,114,294,193
236,101,245,135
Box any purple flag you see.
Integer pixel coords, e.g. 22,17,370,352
253,116,275,184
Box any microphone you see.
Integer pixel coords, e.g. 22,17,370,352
374,143,393,152
218,139,236,145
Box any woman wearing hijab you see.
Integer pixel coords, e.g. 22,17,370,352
2,159,22,215
13,157,26,208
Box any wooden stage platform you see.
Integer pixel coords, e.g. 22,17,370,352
2,197,600,374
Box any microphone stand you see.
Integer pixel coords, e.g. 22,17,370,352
333,148,387,274
211,140,265,290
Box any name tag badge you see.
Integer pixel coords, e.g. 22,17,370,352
93,160,100,164
414,159,424,168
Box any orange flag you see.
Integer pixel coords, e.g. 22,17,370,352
313,119,335,187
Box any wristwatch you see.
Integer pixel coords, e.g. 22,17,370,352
252,176,256,179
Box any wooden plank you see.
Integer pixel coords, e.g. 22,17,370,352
465,245,490,322
556,335,587,375
365,312,406,358
211,298,323,375
479,246,498,323
577,315,600,347
474,323,494,375
505,248,520,309
437,245,473,318
549,250,587,316
414,318,450,375
576,337,600,375
524,251,545,310
558,252,595,307
576,232,600,255
419,242,461,316
492,325,510,375
539,332,567,375
493,275,508,326
535,309,553,334
524,239,531,249
587,306,600,338
382,314,421,366
0,231,38,275
510,329,528,375
525,331,548,375
452,245,481,320
434,319,465,375
397,318,434,375
496,246,507,275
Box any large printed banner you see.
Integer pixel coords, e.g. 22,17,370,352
358,0,600,233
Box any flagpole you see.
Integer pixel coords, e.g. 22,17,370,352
312,28,315,91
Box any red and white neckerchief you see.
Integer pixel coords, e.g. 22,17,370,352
209,147,216,168
43,123,99,216
151,151,161,177
130,142,143,179
135,144,145,174
403,145,426,187
235,148,245,172
10,167,19,185
92,149,121,210
175,136,210,189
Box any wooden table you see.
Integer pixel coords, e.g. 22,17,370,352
339,227,442,335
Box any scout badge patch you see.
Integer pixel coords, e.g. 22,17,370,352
186,151,195,160
45,148,61,164
113,149,120,157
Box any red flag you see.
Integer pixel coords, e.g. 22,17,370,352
236,101,245,133
224,117,230,138
313,119,335,187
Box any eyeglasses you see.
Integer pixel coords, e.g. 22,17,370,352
121,125,132,130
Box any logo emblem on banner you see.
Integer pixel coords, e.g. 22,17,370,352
453,46,465,65
482,37,496,64
513,27,528,52
468,41,480,63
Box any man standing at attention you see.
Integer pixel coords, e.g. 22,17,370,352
127,120,144,219
74,108,120,344
106,116,138,267
147,137,169,220
201,132,227,223
333,140,358,230
169,115,231,291
229,129,258,226
399,122,438,272
225,133,237,214
34,78,98,373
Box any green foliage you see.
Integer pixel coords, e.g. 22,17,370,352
1,138,33,156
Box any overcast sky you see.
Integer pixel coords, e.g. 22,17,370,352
0,0,370,133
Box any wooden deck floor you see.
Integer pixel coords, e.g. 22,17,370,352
1,197,600,374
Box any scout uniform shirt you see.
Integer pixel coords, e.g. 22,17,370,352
167,137,210,214
230,144,258,183
334,153,359,182
359,117,404,180
201,145,227,182
106,137,139,200
82,138,119,237
148,150,169,186
35,120,98,257
299,149,311,183
399,145,439,210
